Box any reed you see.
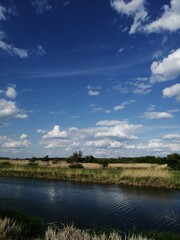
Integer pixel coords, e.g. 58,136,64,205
0,165,179,189
0,218,149,240
120,169,173,188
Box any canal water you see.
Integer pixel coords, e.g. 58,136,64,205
0,176,180,233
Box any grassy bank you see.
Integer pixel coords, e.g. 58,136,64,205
1,216,180,240
0,163,179,189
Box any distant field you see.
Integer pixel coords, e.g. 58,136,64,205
0,160,168,170
108,163,168,169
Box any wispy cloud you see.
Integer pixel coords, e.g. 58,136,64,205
111,0,147,34
114,99,136,111
111,0,180,34
31,0,52,14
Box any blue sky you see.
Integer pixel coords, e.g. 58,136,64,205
0,0,180,158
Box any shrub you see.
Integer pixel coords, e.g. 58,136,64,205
68,151,83,163
69,163,84,169
28,162,38,167
0,161,11,166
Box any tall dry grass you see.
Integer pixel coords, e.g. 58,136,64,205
0,217,22,239
44,226,150,240
120,169,173,188
0,218,151,240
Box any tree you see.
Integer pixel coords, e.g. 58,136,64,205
69,151,83,163
167,153,180,170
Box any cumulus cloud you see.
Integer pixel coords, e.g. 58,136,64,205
145,0,180,33
110,0,147,34
1,135,31,150
87,86,101,96
5,86,17,99
39,120,142,157
0,99,28,119
2,139,30,148
143,111,173,120
94,121,142,140
150,49,180,83
163,133,180,140
88,90,100,96
163,83,180,101
42,125,67,139
20,134,29,140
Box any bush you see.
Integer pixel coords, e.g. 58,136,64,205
28,162,38,167
52,158,59,164
167,153,180,170
69,163,84,169
68,151,83,163
0,161,11,166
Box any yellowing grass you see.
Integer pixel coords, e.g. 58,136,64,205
120,169,171,179
120,169,173,188
108,163,167,169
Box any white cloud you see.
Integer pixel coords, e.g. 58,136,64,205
0,5,7,21
20,134,29,140
2,139,30,148
39,120,142,157
143,111,173,120
42,125,67,139
110,0,147,34
88,90,100,96
0,40,29,58
114,104,125,111
5,86,17,99
0,98,28,119
1,135,31,150
95,122,142,140
96,120,124,126
163,133,180,140
145,0,180,33
150,49,180,83
35,45,46,56
163,83,180,101
127,78,152,95
90,104,110,114
37,129,46,134
87,86,101,96
114,99,136,111
31,0,52,14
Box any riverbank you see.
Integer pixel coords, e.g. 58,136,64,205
1,215,180,240
0,164,179,189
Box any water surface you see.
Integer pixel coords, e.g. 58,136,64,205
0,176,180,233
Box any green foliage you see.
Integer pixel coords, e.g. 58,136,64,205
0,161,11,166
84,155,95,163
69,163,84,169
43,155,49,162
52,158,59,164
101,159,109,168
68,151,83,163
167,153,180,170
